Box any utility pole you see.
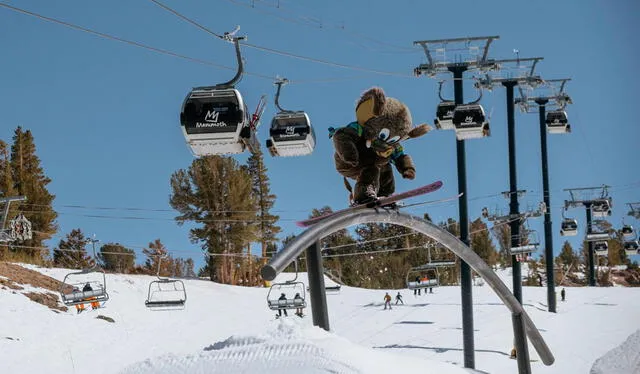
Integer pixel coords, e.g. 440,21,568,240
414,36,500,370
515,78,573,313
564,186,613,286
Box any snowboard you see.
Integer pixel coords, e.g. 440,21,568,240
296,180,443,228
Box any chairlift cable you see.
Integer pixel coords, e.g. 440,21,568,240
147,0,413,78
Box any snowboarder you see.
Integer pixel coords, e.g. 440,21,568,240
277,293,288,317
384,292,392,310
395,292,404,305
561,288,566,302
294,293,304,317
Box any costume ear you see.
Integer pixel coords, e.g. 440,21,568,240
407,124,431,138
356,87,386,125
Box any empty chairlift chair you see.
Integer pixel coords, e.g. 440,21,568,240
621,225,634,239
145,256,187,309
545,110,571,134
59,267,109,307
266,78,316,157
179,34,260,156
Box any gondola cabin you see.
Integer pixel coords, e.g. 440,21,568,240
546,110,571,134
266,111,316,157
623,240,639,256
180,88,255,156
434,101,456,130
593,240,609,256
452,104,490,140
560,218,578,236
591,199,612,218
621,225,635,239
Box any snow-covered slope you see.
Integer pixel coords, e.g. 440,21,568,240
1,264,639,374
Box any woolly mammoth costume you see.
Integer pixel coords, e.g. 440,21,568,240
330,87,431,204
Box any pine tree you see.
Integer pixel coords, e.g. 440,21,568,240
170,156,257,283
470,218,499,266
10,127,57,257
557,241,577,270
143,239,171,276
246,149,280,264
53,228,94,268
0,140,18,260
98,243,135,273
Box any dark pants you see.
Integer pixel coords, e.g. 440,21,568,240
278,308,288,317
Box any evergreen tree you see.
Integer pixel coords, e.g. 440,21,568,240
98,243,135,273
470,218,499,266
143,239,171,276
557,241,577,270
10,127,57,256
169,156,257,283
0,140,17,260
53,228,94,268
245,149,280,264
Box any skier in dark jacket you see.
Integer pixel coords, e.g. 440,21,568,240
413,276,421,296
278,293,288,317
395,292,404,305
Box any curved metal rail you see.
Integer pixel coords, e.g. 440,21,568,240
261,208,554,366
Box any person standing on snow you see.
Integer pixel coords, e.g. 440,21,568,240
561,288,566,302
384,292,392,310
395,292,404,305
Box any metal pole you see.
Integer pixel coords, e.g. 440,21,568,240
305,241,330,331
585,204,596,286
503,81,522,303
512,312,532,374
449,65,475,369
536,100,557,313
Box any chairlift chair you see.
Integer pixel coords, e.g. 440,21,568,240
452,103,490,140
179,34,259,156
145,255,187,309
593,240,609,256
560,218,578,236
8,213,32,241
434,101,456,130
510,230,540,262
585,231,610,242
59,267,109,307
545,110,571,134
406,266,439,289
623,240,639,256
267,281,307,311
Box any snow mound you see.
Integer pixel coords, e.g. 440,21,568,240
590,329,640,374
120,319,466,374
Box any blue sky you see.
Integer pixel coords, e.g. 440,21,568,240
1,0,638,270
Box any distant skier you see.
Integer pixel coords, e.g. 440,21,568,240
560,288,566,302
294,293,304,317
277,293,288,317
395,292,404,305
384,292,392,310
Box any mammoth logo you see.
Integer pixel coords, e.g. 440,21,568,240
465,116,474,123
285,126,295,135
205,110,220,123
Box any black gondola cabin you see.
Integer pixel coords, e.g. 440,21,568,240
266,111,315,157
452,104,490,140
434,101,456,130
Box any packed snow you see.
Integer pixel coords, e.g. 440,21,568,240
1,264,639,374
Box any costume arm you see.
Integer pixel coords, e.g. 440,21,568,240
332,130,359,167
393,154,416,179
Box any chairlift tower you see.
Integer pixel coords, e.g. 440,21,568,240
564,185,612,286
475,56,543,306
515,78,572,314
414,36,500,370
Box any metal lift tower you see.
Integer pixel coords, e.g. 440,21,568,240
414,36,500,370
